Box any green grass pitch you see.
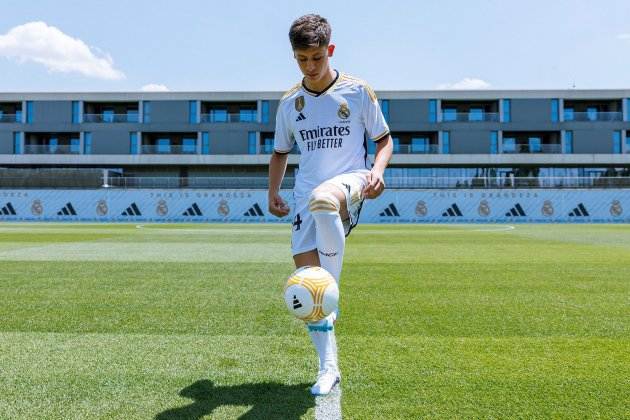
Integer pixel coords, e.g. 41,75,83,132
0,223,628,419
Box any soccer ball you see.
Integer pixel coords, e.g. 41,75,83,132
284,266,339,322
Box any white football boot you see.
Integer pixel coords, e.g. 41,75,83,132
311,369,340,396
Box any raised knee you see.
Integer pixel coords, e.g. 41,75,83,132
308,189,340,214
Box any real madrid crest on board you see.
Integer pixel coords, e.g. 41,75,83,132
156,199,168,216
96,199,108,216
415,201,427,217
610,200,623,216
337,102,350,119
31,199,43,216
217,199,230,217
478,200,491,217
541,200,554,217
295,96,305,112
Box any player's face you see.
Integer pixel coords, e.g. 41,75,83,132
294,45,335,84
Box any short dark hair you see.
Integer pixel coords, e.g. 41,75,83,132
289,14,331,50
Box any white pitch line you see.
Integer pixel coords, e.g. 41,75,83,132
315,384,342,420
471,225,516,232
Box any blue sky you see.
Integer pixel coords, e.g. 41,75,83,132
0,0,629,91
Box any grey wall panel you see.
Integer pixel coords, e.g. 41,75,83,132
510,99,552,123
209,130,248,154
572,129,614,154
450,130,491,154
32,101,72,124
151,101,189,123
389,99,428,127
0,131,13,154
92,131,130,154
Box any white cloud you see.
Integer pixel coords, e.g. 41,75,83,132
0,21,125,80
436,78,491,90
617,33,630,41
141,83,169,92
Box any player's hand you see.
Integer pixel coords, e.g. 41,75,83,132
268,193,290,217
363,170,386,199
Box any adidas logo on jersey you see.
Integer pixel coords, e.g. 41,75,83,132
296,112,307,121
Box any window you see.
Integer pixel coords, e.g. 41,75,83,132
15,110,22,122
143,101,151,123
212,109,228,122
503,137,516,153
429,99,437,122
411,137,428,153
468,108,483,121
240,109,256,122
613,131,622,154
84,132,92,154
70,137,80,153
367,139,376,154
13,132,21,154
392,137,400,153
261,101,270,124
130,132,138,154
502,99,511,122
490,131,498,154
587,107,597,121
26,101,33,123
264,138,273,154
443,108,456,122
529,137,542,153
626,131,630,153
189,101,198,124
103,109,114,123
127,109,139,123
202,132,210,154
72,101,80,124
380,99,390,123
626,99,630,121
564,131,573,154
248,131,257,154
441,131,450,153
564,107,574,121
183,138,196,154
551,99,559,122
49,137,58,153
157,138,170,153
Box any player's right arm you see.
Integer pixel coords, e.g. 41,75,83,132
268,151,290,217
267,98,294,218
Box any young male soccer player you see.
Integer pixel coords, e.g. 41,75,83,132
268,14,393,396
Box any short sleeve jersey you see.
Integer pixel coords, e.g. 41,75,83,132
274,71,390,198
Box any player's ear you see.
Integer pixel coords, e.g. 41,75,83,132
327,44,335,57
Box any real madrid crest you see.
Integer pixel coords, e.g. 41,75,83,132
610,200,623,217
478,200,491,217
96,199,108,216
217,199,230,217
541,200,554,217
31,199,43,216
415,201,427,217
156,199,168,216
337,102,350,119
295,96,305,112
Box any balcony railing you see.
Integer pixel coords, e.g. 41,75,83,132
502,143,562,154
200,112,258,123
441,112,499,122
0,113,21,123
259,144,300,154
83,113,139,123
563,111,622,122
24,144,80,154
394,144,440,154
141,145,197,154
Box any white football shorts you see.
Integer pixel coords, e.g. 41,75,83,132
291,169,370,256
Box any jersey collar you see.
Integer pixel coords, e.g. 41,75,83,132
302,70,340,97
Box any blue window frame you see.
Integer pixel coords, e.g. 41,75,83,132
490,131,498,154
564,107,574,121
189,101,198,124
503,137,516,153
13,132,22,154
613,131,622,154
142,101,151,123
428,99,437,122
261,101,270,124
380,99,390,123
248,131,257,154
469,108,483,121
84,132,92,154
15,110,22,122
72,101,80,124
411,137,428,153
263,138,273,154
240,109,256,123
103,109,114,123
127,109,139,123
157,138,170,153
443,108,456,122
392,137,400,153
70,137,80,153
441,131,450,154
202,132,210,154
49,137,58,153
502,99,511,122
529,137,542,153
587,107,597,121
183,138,196,154
130,132,138,154
26,101,33,123
212,109,228,122
564,131,573,154
626,99,630,121
551,99,559,122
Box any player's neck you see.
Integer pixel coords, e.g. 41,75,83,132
303,68,337,93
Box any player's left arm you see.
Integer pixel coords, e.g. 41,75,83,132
364,135,393,199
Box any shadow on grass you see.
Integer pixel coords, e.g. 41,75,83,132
155,379,314,419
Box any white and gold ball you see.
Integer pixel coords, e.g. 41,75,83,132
284,266,339,322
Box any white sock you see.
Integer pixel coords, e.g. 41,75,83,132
311,209,346,282
307,313,338,373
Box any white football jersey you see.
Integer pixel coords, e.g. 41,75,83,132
274,71,390,198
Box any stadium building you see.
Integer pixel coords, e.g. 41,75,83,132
0,90,629,223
